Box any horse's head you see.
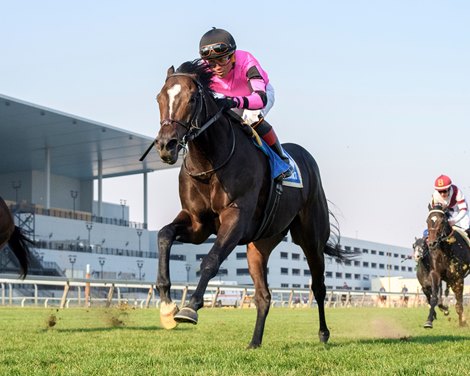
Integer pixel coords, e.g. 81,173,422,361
155,60,216,164
412,237,427,261
426,204,451,247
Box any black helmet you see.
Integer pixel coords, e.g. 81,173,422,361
199,27,236,59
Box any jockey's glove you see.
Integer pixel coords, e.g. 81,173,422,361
216,97,240,110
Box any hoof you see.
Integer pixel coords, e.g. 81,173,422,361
319,330,330,343
423,321,433,329
159,302,179,330
174,307,198,325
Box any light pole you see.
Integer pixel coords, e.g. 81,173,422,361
136,229,143,253
12,180,21,203
98,257,106,279
185,263,191,283
70,190,78,216
137,259,144,280
120,199,127,221
69,254,77,278
86,222,93,246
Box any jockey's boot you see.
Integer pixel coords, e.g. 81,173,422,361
252,118,293,180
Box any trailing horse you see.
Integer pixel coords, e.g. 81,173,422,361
422,203,470,328
0,197,31,277
149,60,354,348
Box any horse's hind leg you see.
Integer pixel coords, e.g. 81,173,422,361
291,217,330,343
452,280,467,327
246,235,283,349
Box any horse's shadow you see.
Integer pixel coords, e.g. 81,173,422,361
41,325,194,333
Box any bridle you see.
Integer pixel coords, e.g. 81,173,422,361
140,72,236,178
427,208,454,248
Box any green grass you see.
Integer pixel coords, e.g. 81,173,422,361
1,306,470,375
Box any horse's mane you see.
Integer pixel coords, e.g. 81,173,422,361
176,59,215,95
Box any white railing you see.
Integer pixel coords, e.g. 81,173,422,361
1,274,469,309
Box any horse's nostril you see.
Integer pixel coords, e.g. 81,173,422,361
166,139,178,151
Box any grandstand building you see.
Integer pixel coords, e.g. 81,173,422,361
0,94,415,291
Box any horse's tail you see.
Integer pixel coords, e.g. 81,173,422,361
8,226,32,278
324,209,360,262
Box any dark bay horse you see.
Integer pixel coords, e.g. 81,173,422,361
0,197,31,277
412,236,449,323
152,60,352,348
423,204,470,328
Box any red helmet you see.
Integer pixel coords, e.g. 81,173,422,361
434,174,452,190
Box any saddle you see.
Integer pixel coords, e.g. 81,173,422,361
451,226,470,248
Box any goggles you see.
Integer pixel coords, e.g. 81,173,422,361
438,188,450,195
199,42,234,58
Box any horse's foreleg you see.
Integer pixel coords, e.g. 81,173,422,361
174,208,244,325
157,211,194,329
246,238,280,349
424,272,440,328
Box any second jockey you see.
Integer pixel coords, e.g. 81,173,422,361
430,174,470,236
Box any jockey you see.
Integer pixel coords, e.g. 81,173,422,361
430,174,470,235
198,27,293,180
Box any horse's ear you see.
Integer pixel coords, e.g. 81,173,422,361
167,66,175,77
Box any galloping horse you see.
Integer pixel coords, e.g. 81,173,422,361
423,203,470,328
412,236,449,323
0,197,31,277
151,60,352,348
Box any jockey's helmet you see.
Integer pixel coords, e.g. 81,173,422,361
199,28,236,60
434,174,452,190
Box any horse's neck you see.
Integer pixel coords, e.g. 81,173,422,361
186,115,234,167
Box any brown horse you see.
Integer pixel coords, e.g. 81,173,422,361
424,204,470,328
152,60,352,348
0,197,31,277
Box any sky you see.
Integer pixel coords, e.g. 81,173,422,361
2,1,470,247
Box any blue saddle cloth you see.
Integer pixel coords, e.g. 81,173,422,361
255,140,302,186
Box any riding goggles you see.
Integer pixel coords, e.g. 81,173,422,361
199,42,235,58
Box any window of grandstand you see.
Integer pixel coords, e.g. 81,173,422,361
292,268,300,276
304,269,311,276
371,262,377,268
281,283,289,288
354,274,360,280
292,284,301,288
371,250,376,254
196,254,205,261
354,261,360,266
379,264,385,269
336,272,342,278
325,271,333,278
292,253,300,260
236,268,249,275
236,252,247,259
281,267,288,275
379,251,384,256
280,252,288,259
363,261,369,267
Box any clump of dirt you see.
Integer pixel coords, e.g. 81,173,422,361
103,309,129,327
46,314,58,328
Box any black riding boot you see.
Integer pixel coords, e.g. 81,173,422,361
253,118,293,180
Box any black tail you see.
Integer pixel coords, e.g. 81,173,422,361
8,226,32,278
325,208,360,262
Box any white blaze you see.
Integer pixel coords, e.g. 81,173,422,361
167,84,181,118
